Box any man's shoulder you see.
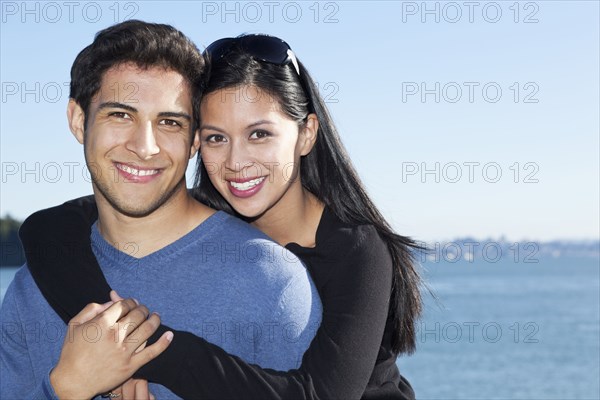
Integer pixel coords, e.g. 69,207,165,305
207,212,271,241
5,264,35,295
1,264,52,320
198,212,304,268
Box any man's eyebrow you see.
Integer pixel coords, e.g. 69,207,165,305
159,112,191,121
98,102,138,113
97,103,191,121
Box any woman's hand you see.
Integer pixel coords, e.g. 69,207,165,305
50,298,173,399
110,378,156,400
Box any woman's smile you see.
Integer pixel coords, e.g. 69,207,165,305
227,176,267,197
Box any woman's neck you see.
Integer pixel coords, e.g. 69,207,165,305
252,186,324,248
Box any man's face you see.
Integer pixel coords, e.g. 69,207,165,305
69,62,199,217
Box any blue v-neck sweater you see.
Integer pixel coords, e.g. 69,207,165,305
0,211,322,399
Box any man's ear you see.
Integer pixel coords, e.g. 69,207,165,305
67,99,85,144
299,113,319,156
190,129,201,159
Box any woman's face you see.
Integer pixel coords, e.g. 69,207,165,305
199,85,317,219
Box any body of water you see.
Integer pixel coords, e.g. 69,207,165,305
400,257,600,399
2,257,599,399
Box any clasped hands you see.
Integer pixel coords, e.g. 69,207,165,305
50,291,173,399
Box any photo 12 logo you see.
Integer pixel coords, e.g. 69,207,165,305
199,1,340,24
401,161,540,184
401,2,540,24
417,240,540,264
2,82,69,104
401,82,540,104
1,2,140,24
419,321,540,344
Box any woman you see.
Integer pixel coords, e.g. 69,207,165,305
20,34,423,399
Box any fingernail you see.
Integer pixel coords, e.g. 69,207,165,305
166,331,174,342
133,298,140,305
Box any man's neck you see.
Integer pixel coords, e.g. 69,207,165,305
95,189,214,258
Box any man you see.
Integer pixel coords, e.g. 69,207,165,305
0,20,321,399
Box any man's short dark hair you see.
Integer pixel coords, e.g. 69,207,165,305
70,20,205,130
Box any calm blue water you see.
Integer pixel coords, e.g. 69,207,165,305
400,257,600,399
2,258,599,399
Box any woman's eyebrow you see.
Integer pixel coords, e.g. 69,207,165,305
200,120,274,132
246,120,274,129
199,124,225,132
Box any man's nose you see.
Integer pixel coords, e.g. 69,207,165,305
126,121,160,160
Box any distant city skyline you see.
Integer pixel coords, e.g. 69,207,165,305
1,1,598,242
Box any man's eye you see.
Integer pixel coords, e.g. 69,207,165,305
109,112,131,119
160,119,182,127
249,130,270,140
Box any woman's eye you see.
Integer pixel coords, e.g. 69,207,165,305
206,134,227,143
249,130,270,140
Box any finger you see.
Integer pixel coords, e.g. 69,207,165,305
126,313,160,347
149,393,155,400
69,301,114,325
117,305,150,337
110,290,125,302
121,380,135,400
96,298,138,326
134,340,147,354
134,379,150,400
132,330,173,369
106,385,124,400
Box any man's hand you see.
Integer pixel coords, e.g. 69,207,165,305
110,378,156,400
50,299,173,399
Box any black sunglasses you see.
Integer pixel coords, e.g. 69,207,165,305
203,35,300,75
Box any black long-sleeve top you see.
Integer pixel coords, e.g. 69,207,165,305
19,196,415,399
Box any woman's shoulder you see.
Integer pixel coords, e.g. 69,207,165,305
310,207,393,295
20,195,97,241
319,208,385,250
24,194,95,220
317,207,390,264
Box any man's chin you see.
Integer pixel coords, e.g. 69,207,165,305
96,192,169,219
92,177,187,219
113,204,161,218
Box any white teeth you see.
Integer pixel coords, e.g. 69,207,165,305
229,177,265,191
116,163,159,177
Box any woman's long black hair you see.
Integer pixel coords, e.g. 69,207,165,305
193,36,423,354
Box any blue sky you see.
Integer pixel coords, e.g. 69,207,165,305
1,1,598,241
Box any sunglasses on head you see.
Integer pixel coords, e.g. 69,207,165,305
203,34,300,76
